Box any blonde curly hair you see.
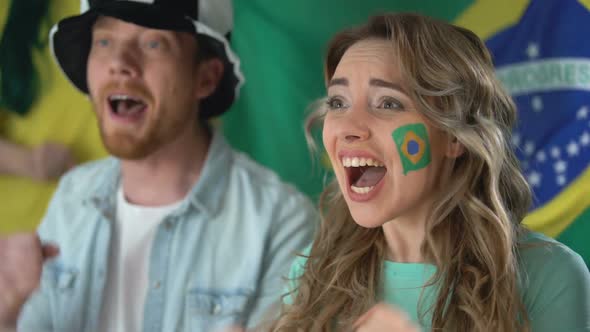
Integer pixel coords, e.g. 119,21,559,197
273,13,532,332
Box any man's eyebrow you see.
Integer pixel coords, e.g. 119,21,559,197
370,78,407,94
328,77,348,87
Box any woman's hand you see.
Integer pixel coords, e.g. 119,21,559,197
353,303,420,332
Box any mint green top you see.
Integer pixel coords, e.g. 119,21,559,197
286,231,590,331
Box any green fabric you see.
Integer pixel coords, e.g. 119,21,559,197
557,206,590,267
285,231,590,330
223,0,474,199
381,261,437,328
0,0,50,115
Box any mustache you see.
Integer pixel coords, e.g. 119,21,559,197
95,82,154,105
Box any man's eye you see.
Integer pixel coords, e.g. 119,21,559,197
147,40,160,49
96,39,110,47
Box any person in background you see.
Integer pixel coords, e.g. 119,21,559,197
0,0,106,234
0,0,316,331
273,13,590,332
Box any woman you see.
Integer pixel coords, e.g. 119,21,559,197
273,13,590,331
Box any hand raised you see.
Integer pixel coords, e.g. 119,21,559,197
0,233,58,326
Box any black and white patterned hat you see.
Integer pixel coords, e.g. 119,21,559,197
49,0,244,118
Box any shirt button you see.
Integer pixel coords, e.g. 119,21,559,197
212,303,221,315
154,281,161,289
165,220,173,230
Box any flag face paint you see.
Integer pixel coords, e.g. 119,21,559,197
392,123,432,175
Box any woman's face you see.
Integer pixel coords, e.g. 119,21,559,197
323,39,454,228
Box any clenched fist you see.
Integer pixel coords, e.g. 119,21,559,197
0,233,59,326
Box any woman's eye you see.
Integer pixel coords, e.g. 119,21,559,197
326,97,348,110
379,98,404,110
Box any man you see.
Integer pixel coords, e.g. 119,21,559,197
0,0,316,331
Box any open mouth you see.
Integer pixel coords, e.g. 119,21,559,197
342,156,387,194
108,94,147,119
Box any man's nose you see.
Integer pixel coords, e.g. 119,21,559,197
108,44,140,78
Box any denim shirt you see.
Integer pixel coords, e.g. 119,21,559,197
18,132,317,332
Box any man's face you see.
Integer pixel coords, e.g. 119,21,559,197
87,16,202,159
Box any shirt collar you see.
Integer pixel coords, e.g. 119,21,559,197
86,130,232,219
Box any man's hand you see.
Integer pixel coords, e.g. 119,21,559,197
0,233,59,326
353,303,420,332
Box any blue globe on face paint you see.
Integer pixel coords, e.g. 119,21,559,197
407,140,420,155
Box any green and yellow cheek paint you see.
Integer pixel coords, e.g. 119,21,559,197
392,123,432,175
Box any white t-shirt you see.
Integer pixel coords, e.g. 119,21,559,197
98,187,183,332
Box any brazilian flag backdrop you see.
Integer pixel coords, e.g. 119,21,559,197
223,0,590,266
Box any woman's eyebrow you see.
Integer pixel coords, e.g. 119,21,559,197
328,77,348,87
369,78,407,94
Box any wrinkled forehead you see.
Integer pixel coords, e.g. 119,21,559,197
334,39,402,80
342,39,395,61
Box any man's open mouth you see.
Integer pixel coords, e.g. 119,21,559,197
342,157,387,194
108,94,147,118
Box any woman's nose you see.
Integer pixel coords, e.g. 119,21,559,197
338,108,371,143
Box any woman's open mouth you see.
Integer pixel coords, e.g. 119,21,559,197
342,156,387,196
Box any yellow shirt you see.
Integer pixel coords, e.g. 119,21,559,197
0,0,107,233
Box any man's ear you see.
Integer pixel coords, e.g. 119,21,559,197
195,58,224,99
445,136,465,158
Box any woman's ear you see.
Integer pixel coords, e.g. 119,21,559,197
446,136,465,158
194,58,224,99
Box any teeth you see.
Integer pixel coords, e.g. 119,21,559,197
109,94,141,102
110,94,130,101
351,185,375,194
342,157,384,167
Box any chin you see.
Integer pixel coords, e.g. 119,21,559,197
101,132,158,160
350,211,388,229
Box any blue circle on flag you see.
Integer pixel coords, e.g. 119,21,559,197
407,140,420,155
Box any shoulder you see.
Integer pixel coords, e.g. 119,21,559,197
518,231,587,277
283,246,311,305
289,246,311,278
230,150,298,192
229,149,317,214
518,230,590,330
37,157,117,234
55,157,117,196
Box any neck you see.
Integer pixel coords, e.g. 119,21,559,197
120,124,211,206
382,199,435,263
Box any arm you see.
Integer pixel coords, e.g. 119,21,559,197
0,139,33,177
245,193,317,330
0,138,75,180
524,244,590,331
0,234,58,329
15,172,76,331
